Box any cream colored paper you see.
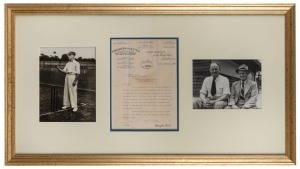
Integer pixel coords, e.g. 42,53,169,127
15,15,285,154
111,39,178,130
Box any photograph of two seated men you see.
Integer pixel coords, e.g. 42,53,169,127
193,60,262,109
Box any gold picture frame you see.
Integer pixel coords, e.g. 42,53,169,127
5,4,295,165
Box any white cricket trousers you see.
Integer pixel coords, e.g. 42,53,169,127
63,74,77,108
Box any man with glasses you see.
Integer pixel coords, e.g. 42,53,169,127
193,63,230,109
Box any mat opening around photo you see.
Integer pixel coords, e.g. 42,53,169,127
39,47,96,122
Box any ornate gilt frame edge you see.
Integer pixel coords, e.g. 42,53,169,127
4,3,296,165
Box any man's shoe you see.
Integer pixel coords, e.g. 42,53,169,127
73,107,78,112
62,106,69,110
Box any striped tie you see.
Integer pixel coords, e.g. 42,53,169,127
240,81,245,99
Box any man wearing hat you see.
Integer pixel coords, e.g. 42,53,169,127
226,64,258,109
193,62,230,109
57,51,80,112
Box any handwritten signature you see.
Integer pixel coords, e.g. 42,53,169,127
154,123,172,128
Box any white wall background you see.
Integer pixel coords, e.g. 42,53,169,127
0,0,298,169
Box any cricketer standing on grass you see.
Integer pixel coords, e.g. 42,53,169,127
56,51,80,112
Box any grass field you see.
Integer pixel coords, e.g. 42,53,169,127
40,84,96,122
39,67,96,122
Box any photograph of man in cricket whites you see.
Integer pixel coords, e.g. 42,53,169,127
39,47,96,122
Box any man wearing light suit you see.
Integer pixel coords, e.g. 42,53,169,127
226,64,258,109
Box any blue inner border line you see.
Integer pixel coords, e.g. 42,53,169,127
110,37,179,132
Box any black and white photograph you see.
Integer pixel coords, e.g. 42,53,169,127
193,60,262,109
39,47,96,122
